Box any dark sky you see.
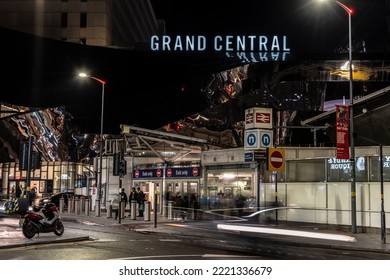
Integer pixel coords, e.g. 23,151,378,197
151,0,389,54
1,0,389,136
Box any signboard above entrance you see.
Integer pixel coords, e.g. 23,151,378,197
133,167,201,179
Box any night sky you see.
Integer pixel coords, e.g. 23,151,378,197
151,0,389,54
1,0,389,135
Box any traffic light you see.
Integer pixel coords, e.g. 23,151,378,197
113,153,121,176
119,158,127,176
31,151,42,169
19,142,29,171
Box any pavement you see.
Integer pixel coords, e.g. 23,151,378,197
1,204,390,256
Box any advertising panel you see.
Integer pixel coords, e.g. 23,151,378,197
336,105,350,159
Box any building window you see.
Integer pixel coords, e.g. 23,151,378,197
80,13,87,28
61,13,68,28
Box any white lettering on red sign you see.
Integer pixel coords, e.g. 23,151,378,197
270,151,283,169
256,113,270,123
246,113,253,124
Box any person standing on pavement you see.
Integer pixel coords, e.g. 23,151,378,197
28,187,36,206
119,188,128,207
136,187,145,217
15,185,22,198
119,188,128,217
129,187,137,202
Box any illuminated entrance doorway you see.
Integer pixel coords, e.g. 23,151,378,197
132,166,202,215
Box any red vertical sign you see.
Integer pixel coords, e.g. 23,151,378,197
336,105,350,159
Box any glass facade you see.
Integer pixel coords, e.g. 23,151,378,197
204,164,255,210
286,156,381,183
287,159,325,182
0,161,94,201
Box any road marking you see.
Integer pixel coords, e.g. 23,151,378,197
217,224,357,242
110,254,255,260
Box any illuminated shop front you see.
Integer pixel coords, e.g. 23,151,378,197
0,161,94,200
202,148,269,212
201,148,280,213
132,165,202,215
203,164,257,210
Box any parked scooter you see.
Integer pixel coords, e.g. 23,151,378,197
19,202,64,239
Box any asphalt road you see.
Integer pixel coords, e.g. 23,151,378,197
2,215,390,260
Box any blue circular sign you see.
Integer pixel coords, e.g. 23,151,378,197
247,133,257,146
261,133,271,146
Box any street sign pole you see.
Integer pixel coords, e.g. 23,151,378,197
274,171,278,226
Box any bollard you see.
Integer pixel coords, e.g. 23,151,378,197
121,200,125,219
130,200,136,220
95,199,100,217
85,199,90,216
59,197,64,214
144,201,151,221
81,196,85,212
68,198,72,214
190,208,195,220
75,197,80,215
168,201,174,220
106,200,112,218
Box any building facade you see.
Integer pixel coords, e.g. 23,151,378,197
1,143,389,231
0,160,94,201
0,0,163,49
202,146,390,231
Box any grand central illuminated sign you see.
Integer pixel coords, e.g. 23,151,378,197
150,35,290,52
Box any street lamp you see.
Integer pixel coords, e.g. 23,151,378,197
78,72,106,217
318,0,356,233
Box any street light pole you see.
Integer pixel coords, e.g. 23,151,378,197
346,6,357,235
319,0,356,233
337,1,356,234
78,73,106,217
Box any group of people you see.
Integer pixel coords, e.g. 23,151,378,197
117,187,145,219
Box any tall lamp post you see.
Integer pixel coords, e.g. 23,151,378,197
318,0,356,233
78,73,106,217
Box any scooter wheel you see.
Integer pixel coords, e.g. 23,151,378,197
53,220,64,236
22,221,36,239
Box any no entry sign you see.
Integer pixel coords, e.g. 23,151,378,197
268,148,285,171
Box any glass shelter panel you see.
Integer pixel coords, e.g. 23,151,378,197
287,159,325,182
327,157,368,182
370,156,390,182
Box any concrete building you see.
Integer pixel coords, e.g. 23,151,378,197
0,0,164,49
